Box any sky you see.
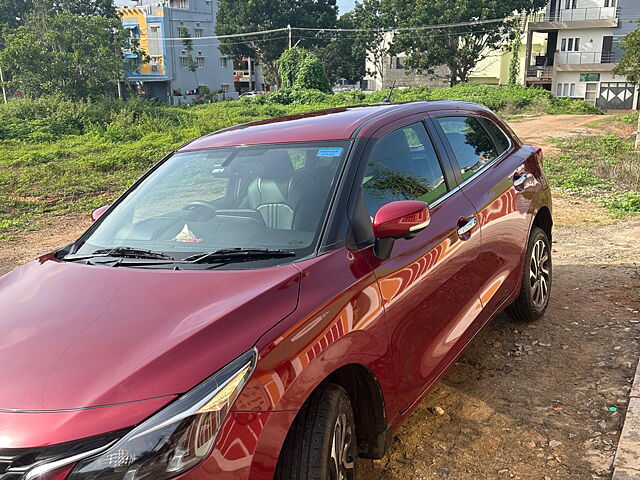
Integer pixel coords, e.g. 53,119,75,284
114,0,356,13
338,0,355,13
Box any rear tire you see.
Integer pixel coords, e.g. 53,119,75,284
506,227,552,322
275,383,357,480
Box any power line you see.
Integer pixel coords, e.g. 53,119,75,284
178,36,290,48
291,17,511,33
295,27,509,41
162,26,289,41
160,17,511,41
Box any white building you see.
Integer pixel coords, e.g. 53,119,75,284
362,32,450,91
525,0,639,110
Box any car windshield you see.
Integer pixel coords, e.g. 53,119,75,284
72,141,350,262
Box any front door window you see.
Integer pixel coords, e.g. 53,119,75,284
362,122,447,216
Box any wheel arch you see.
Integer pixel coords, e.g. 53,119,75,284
532,205,553,242
326,363,390,459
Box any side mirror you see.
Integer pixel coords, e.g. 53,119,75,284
373,200,431,240
91,205,110,222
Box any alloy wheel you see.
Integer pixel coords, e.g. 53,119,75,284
529,239,550,309
329,412,355,480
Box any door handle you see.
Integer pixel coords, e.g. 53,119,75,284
457,217,477,237
513,174,528,188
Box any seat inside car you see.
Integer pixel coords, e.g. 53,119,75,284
238,150,319,231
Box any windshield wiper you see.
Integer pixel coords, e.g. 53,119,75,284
183,248,296,264
65,247,175,262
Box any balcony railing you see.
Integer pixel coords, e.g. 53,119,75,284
530,6,619,23
556,51,615,65
526,66,554,78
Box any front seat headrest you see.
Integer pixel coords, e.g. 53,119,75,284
252,150,295,179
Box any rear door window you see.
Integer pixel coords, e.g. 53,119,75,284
478,118,511,156
435,116,499,180
362,122,447,216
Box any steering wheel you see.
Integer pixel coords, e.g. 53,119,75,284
183,201,217,218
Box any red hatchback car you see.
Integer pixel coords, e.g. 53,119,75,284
0,101,552,480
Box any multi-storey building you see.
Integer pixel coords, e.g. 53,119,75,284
362,32,450,91
118,0,235,104
468,17,549,86
524,0,639,110
233,57,268,94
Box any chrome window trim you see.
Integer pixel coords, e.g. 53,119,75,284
429,185,461,208
452,121,514,191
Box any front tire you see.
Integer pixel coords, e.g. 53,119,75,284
506,227,552,322
275,383,357,480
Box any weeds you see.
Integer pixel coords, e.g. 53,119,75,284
545,135,640,217
0,84,606,234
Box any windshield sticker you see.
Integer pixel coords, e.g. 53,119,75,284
174,224,202,243
317,147,344,157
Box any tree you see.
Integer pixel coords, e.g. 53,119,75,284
0,12,126,99
33,0,116,17
278,47,332,92
0,0,115,35
388,0,548,86
316,12,366,86
216,0,339,87
0,0,33,31
179,25,199,89
508,17,525,86
613,21,640,149
351,0,395,87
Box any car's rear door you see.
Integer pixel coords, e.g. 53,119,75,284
357,117,484,413
430,111,534,323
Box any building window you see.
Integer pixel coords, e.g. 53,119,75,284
148,24,162,57
196,56,205,68
220,57,228,68
194,28,203,38
561,37,580,52
169,0,188,9
564,0,576,8
180,56,190,68
557,83,576,97
604,0,616,7
221,84,230,93
390,56,404,70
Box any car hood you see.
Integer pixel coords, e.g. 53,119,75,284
0,255,300,411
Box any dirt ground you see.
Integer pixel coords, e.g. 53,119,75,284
1,115,639,480
357,116,640,479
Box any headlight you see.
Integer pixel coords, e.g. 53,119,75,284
66,348,257,480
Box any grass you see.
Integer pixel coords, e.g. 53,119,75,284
585,111,639,129
0,84,603,234
544,129,640,217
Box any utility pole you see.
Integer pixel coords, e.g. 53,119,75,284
0,63,7,104
287,24,292,49
636,98,640,150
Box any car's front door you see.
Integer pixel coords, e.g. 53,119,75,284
431,113,534,323
358,119,484,413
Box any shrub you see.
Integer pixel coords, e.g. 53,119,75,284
278,48,332,93
0,83,612,233
548,97,601,115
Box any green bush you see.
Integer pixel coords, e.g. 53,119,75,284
278,48,332,93
0,83,611,233
0,95,187,141
548,97,601,115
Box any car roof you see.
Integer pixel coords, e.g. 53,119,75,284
178,101,489,151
